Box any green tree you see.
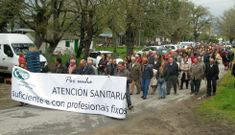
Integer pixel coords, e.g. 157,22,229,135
218,7,235,42
190,5,212,42
20,0,77,52
0,0,23,32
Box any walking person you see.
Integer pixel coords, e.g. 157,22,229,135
190,58,205,95
179,57,190,89
205,58,219,97
165,57,179,95
156,61,167,99
129,56,142,95
141,57,153,99
232,63,235,88
150,68,158,95
115,62,133,110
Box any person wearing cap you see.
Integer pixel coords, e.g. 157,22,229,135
205,58,219,97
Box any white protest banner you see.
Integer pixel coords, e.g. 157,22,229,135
11,66,127,119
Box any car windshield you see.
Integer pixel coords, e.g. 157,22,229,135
165,46,175,49
89,53,99,58
11,43,35,55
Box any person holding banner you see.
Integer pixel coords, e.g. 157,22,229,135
115,61,134,110
18,53,28,106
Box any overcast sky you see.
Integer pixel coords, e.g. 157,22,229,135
190,0,235,17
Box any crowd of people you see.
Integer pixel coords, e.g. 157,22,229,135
19,44,235,109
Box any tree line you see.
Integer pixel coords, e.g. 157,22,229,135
0,0,232,58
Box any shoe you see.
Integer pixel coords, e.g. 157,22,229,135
128,105,134,110
190,92,194,95
166,93,170,95
136,92,140,94
143,96,147,100
130,93,133,95
141,96,144,98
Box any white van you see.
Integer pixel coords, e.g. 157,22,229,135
0,33,47,73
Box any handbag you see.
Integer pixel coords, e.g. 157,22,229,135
158,77,165,84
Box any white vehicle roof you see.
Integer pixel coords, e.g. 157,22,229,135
163,44,178,46
149,45,166,48
90,50,112,54
0,33,33,44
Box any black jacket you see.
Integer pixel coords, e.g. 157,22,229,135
205,63,219,79
165,61,179,80
232,63,235,77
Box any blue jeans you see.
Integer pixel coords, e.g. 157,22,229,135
141,79,151,98
158,80,166,98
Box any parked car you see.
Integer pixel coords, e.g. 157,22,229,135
89,50,123,67
137,46,168,55
178,42,196,48
0,33,47,73
163,44,180,51
232,44,235,48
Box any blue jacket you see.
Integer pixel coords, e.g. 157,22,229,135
142,64,153,80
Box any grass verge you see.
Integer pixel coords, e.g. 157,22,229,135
198,71,235,122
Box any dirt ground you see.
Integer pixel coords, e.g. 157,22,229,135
87,95,235,135
0,84,19,110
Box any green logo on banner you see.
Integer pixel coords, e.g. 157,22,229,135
13,68,30,80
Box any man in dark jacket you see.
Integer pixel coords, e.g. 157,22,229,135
77,59,95,75
205,58,219,97
166,57,179,95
